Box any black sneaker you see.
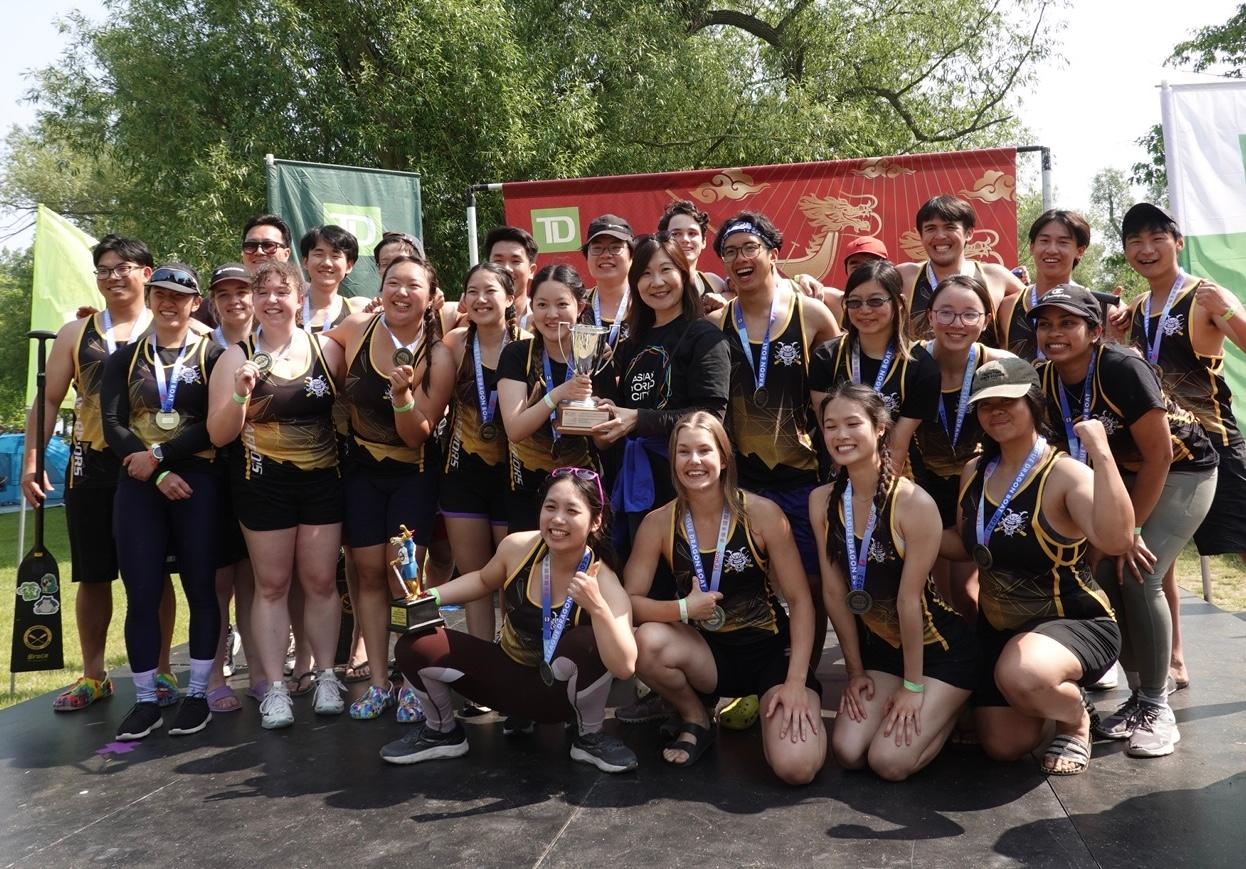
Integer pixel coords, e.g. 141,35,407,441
117,702,163,741
502,715,535,736
615,691,672,724
380,723,469,765
169,695,212,736
570,731,638,773
459,701,492,718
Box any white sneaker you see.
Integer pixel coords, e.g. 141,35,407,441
1127,702,1181,758
260,682,294,730
1086,664,1119,691
312,669,345,715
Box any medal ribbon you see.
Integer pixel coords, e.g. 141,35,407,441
683,507,732,595
542,347,575,441
592,287,630,347
212,326,228,349
149,334,192,413
382,315,422,360
851,343,896,393
935,343,977,447
472,332,500,425
1027,285,1046,361
301,296,338,333
1057,352,1098,463
732,295,779,393
542,549,593,663
843,482,881,595
976,437,1048,549
102,309,153,356
1142,271,1186,364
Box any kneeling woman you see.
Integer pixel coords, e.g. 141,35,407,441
812,384,977,781
946,358,1134,775
625,412,826,784
381,470,638,773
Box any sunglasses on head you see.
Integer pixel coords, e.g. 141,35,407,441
149,268,198,291
551,466,605,506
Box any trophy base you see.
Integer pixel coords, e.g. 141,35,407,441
388,595,445,636
555,401,611,435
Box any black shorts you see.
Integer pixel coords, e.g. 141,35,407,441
859,622,979,691
215,472,249,568
1194,439,1246,555
440,453,508,526
232,464,342,531
343,462,440,548
913,468,959,528
703,630,821,700
64,484,119,583
973,615,1120,707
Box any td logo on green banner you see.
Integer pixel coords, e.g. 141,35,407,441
323,203,383,252
531,207,581,253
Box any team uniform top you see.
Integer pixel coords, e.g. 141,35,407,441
303,296,351,334
1001,282,1087,362
100,337,222,477
720,294,819,489
343,314,431,471
496,338,594,480
498,538,601,667
909,260,997,346
825,478,964,650
1037,344,1218,473
959,445,1114,632
808,335,940,423
445,330,510,473
663,492,788,646
910,341,990,479
69,313,130,488
237,332,339,478
1129,274,1241,449
586,287,630,345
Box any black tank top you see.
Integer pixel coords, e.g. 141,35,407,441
1003,286,1041,362
69,314,127,487
959,446,1114,631
664,492,789,645
825,478,963,650
810,334,936,422
124,337,216,462
446,328,508,471
912,342,988,478
498,537,599,667
910,260,997,346
496,338,593,483
343,314,429,470
302,295,351,334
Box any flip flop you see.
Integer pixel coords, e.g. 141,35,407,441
288,671,316,697
342,661,371,683
662,721,716,767
207,684,242,713
1042,734,1091,776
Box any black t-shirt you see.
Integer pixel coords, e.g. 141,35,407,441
808,336,940,423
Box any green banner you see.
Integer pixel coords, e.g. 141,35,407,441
1182,232,1246,409
266,158,423,298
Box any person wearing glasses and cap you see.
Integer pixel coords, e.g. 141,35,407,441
22,235,181,714
943,357,1133,775
581,214,636,350
241,214,294,272
101,264,225,740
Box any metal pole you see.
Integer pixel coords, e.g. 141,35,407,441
1016,145,1053,210
1199,555,1214,604
466,187,480,266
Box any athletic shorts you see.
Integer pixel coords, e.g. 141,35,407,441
751,484,819,574
214,472,249,568
1194,439,1246,556
440,454,508,526
703,630,821,700
859,621,979,691
64,484,119,583
973,615,1120,707
912,468,959,529
343,463,440,548
232,464,342,531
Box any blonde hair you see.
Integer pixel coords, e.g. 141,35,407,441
669,411,745,522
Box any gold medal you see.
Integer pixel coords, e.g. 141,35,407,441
155,410,180,431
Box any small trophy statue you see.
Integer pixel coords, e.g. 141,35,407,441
554,323,613,435
387,524,445,636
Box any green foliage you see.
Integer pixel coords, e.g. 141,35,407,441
0,249,34,428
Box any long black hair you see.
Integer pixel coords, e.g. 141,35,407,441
536,469,618,573
381,255,443,393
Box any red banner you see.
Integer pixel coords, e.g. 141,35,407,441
502,148,1018,289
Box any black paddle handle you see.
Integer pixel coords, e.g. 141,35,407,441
27,330,57,551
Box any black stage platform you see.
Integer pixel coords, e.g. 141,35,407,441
3,593,1244,868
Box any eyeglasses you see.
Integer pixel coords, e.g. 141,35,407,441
149,267,199,291
242,240,289,254
720,242,764,262
588,242,627,257
933,308,986,326
844,296,891,310
94,264,139,280
551,466,605,506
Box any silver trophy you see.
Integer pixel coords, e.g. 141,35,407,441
554,324,612,435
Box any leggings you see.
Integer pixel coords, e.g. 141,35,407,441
394,625,612,734
1095,468,1216,696
114,471,221,672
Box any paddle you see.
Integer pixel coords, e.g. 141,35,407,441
10,330,65,674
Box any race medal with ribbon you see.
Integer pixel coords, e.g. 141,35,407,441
392,347,415,367
1057,349,1098,464
936,342,978,449
150,335,191,434
975,438,1048,571
473,333,502,443
383,314,421,369
543,348,574,453
592,287,630,348
1143,271,1187,365
851,342,896,394
843,481,880,615
155,411,180,431
252,352,273,375
733,296,779,410
541,549,593,686
683,506,732,633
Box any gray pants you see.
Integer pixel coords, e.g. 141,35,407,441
1095,468,1217,696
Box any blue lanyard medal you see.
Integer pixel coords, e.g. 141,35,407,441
734,296,780,407
1142,271,1186,365
473,333,501,442
383,315,421,367
542,347,575,456
592,288,629,348
851,343,896,393
540,549,593,686
1027,285,1046,361
936,343,978,448
683,507,732,631
150,334,193,431
974,438,1048,569
1057,351,1098,463
842,482,881,614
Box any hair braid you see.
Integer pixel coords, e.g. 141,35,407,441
875,439,894,515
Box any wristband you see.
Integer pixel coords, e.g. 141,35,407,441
392,399,416,414
156,471,170,486
542,393,557,411
1134,526,1144,536
902,679,925,694
1223,308,1236,322
429,587,442,606
678,597,688,623
231,391,249,405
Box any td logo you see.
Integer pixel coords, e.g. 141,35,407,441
323,203,384,252
531,207,581,253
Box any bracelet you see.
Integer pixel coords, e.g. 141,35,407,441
231,391,249,405
1134,526,1144,536
429,587,442,606
678,597,688,623
1223,308,1236,322
542,393,557,411
156,471,170,486
902,679,925,694
392,399,416,414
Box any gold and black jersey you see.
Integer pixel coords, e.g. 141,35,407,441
1129,275,1241,448
911,342,989,479
446,334,507,473
587,287,630,344
124,338,216,462
1002,287,1040,362
720,294,819,489
69,314,126,487
825,479,961,650
959,446,1114,632
343,314,427,470
496,338,593,485
238,332,338,476
499,538,599,667
664,492,788,645
909,260,996,346
809,335,940,423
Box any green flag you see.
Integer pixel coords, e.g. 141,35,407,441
266,157,423,299
27,205,99,407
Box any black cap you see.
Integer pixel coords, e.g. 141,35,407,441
1027,283,1101,327
1121,202,1179,239
581,214,635,254
209,263,249,290
968,356,1040,405
145,262,201,295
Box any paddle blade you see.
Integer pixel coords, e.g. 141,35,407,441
11,546,65,672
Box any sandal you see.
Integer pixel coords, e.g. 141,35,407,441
1042,734,1091,776
207,684,242,713
662,721,716,767
342,660,371,683
52,675,114,712
246,679,270,702
288,671,315,697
